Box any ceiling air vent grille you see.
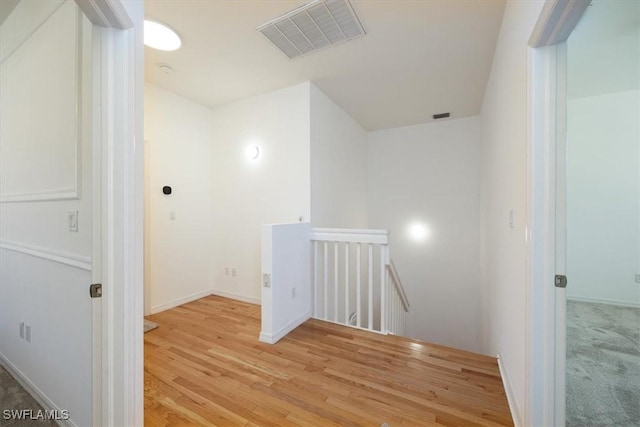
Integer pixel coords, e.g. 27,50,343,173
257,0,366,59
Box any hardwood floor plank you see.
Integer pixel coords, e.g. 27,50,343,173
145,296,514,427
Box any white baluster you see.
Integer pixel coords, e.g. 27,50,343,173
368,243,373,330
392,291,396,334
334,242,339,322
380,245,386,334
397,292,401,335
387,269,391,334
345,242,349,324
313,240,318,317
356,243,361,328
323,241,328,320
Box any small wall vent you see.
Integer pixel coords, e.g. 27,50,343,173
257,0,366,59
433,112,451,120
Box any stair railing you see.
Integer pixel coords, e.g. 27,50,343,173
386,259,409,336
310,228,409,335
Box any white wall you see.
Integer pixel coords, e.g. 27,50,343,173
478,0,545,423
260,223,312,344
144,83,215,313
367,117,482,352
567,0,639,100
0,1,93,424
310,84,368,228
565,0,640,307
145,82,312,309
209,83,311,303
566,91,640,306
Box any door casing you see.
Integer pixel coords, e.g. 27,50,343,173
526,2,589,426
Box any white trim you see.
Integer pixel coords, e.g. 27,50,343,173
311,228,389,244
526,43,560,427
150,289,214,314
75,0,132,29
0,188,80,203
0,353,76,427
260,309,311,344
567,296,640,309
497,354,522,427
211,289,261,306
526,2,589,425
0,240,92,271
90,0,143,425
529,0,590,48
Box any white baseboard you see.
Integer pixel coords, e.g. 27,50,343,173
0,352,76,427
567,296,640,308
210,289,261,306
259,310,311,344
150,289,213,314
497,354,522,427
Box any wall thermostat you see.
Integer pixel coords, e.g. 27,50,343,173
162,186,172,195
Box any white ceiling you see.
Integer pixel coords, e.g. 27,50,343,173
145,0,506,131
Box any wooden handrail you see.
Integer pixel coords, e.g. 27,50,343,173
386,260,409,312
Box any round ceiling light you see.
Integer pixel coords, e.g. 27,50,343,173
144,20,182,51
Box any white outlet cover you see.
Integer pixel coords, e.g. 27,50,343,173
25,324,31,342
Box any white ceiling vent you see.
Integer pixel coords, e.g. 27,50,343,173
257,0,366,59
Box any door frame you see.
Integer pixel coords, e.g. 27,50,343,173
526,1,589,426
75,0,144,425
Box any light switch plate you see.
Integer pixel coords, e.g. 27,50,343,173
68,211,79,232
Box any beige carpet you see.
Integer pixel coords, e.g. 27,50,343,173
0,365,57,426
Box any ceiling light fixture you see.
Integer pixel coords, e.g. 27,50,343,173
144,20,182,51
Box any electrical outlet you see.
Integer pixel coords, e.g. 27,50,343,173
25,324,31,343
292,287,296,298
635,274,640,284
231,268,236,277
19,322,24,339
169,211,176,221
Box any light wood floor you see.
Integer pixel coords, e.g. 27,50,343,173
144,296,513,427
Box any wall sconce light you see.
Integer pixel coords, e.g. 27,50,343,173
407,222,430,243
245,145,260,160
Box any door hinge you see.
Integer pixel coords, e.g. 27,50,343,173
90,283,102,298
555,275,567,288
